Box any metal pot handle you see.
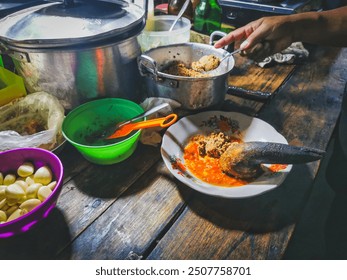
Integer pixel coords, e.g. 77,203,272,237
209,31,228,50
0,42,30,62
138,54,180,88
138,54,159,79
0,42,10,55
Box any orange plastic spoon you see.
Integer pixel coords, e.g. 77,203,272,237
107,113,178,139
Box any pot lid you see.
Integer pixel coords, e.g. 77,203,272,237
0,0,145,48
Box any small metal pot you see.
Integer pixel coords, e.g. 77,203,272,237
0,0,146,110
138,42,235,110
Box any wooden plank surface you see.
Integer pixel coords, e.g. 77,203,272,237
147,47,347,260
227,55,296,99
58,163,191,260
259,47,347,149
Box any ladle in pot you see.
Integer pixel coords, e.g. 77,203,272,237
190,48,241,74
219,141,325,180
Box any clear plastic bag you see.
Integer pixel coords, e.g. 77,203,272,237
139,97,181,146
0,92,65,151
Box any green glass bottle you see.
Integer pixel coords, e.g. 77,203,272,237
193,0,222,35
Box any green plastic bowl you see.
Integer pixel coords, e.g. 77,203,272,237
62,98,144,165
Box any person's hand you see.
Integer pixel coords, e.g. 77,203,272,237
214,15,296,62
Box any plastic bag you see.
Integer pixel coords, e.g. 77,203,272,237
139,97,181,147
0,91,65,151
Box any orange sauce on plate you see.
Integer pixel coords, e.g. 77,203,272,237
268,164,287,172
183,141,248,187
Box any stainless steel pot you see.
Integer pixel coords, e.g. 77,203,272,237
138,42,235,110
0,0,146,110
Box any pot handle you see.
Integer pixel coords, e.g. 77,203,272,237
209,31,228,50
0,42,30,63
0,42,10,55
227,86,272,101
138,54,159,79
138,54,180,88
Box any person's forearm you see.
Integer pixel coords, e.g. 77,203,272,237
290,6,347,47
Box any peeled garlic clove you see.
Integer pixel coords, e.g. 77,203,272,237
47,181,57,191
0,172,3,185
17,196,27,204
0,210,6,222
15,180,29,192
4,174,16,186
0,185,6,200
37,186,52,202
17,162,35,178
25,176,35,186
7,209,24,222
5,183,25,201
1,203,9,211
6,205,18,216
0,198,6,209
26,183,42,199
20,199,41,212
34,166,53,185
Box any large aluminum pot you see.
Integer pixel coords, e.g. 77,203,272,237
0,0,146,110
138,42,235,110
1,36,142,110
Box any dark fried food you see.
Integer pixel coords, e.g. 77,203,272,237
219,142,264,179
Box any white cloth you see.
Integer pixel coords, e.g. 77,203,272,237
257,42,309,68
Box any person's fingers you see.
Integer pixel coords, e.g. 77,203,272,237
241,22,272,50
234,40,242,49
215,18,271,50
214,26,249,48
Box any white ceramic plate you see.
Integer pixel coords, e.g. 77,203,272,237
161,111,292,198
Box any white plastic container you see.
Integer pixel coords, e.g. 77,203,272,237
138,15,191,52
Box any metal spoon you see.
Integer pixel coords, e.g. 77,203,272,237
168,0,191,32
205,48,242,74
219,48,242,64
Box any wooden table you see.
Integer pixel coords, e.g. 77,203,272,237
1,46,346,260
